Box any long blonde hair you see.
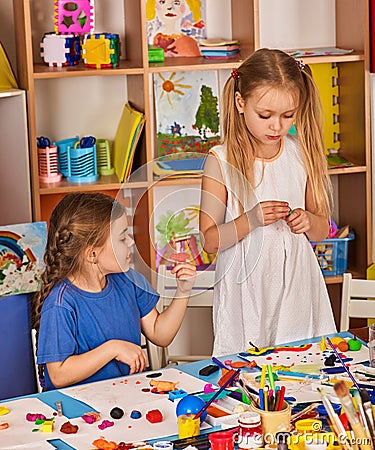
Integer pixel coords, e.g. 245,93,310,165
221,48,332,218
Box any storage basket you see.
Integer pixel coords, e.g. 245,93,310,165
65,144,98,183
37,145,62,183
311,232,355,276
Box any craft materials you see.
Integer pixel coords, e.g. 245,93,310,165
353,390,373,448
153,441,173,450
249,400,291,437
177,414,200,439
194,369,241,420
316,387,353,450
150,379,179,392
209,431,235,450
199,364,220,376
176,395,207,423
55,401,63,417
110,407,124,419
334,381,371,450
291,403,320,422
212,356,231,370
267,365,276,391
237,412,263,450
360,390,375,445
326,337,361,390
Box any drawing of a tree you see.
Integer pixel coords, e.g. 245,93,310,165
193,85,219,140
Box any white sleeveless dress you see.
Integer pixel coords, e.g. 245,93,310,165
210,135,336,356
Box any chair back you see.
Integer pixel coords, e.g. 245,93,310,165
340,272,375,331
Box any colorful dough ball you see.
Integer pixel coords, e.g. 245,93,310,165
110,407,124,419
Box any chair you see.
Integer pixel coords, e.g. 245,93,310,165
340,273,375,331
31,328,43,393
148,264,215,368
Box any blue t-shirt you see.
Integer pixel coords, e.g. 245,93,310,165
37,269,159,390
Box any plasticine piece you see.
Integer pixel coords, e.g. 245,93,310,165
0,422,9,430
146,409,163,423
98,419,114,430
92,438,118,450
60,421,79,434
82,411,101,423
40,420,54,432
26,413,46,422
348,337,362,351
337,340,349,352
0,407,9,416
324,354,336,366
130,410,142,419
110,407,124,419
320,336,326,351
330,336,346,346
150,379,179,392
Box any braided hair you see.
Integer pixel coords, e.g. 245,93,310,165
32,192,125,386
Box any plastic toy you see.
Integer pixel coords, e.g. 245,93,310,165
40,33,80,67
169,389,188,402
82,33,120,69
40,420,54,432
176,394,207,423
37,136,62,183
146,409,163,423
54,0,95,35
150,379,179,392
96,138,115,175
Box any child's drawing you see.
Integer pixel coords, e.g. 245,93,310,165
146,0,205,57
153,70,220,157
153,185,215,268
0,222,47,297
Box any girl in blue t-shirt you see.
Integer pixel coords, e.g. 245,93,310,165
33,192,196,390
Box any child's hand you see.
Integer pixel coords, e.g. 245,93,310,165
112,340,147,374
285,208,311,234
250,201,290,227
171,262,196,294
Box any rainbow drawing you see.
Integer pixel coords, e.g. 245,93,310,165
0,230,36,263
0,222,47,297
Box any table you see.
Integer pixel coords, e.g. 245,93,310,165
0,331,371,450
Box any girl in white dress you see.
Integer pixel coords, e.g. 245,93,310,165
200,49,337,356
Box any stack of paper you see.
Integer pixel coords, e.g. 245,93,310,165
113,102,145,182
199,38,240,59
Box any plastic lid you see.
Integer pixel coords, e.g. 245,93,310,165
238,411,261,425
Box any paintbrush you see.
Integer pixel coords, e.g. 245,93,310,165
194,368,241,420
334,381,372,450
360,389,375,446
291,402,320,422
235,380,260,406
317,387,354,450
353,390,374,450
326,337,361,390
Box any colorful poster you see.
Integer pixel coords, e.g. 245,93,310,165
146,0,205,57
153,70,220,158
0,222,47,297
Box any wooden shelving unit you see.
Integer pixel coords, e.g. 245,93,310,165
13,0,372,316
